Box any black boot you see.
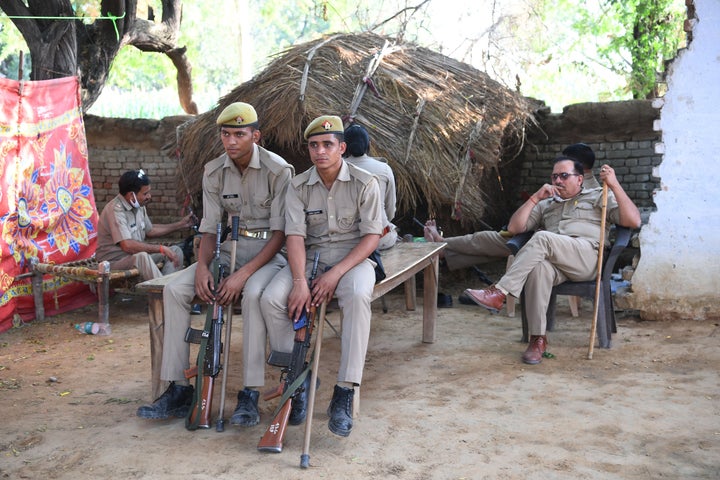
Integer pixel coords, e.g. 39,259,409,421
136,382,193,419
327,385,354,437
230,388,260,426
289,372,320,426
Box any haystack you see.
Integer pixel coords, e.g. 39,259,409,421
170,32,537,230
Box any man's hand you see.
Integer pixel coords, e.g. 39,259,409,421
164,247,183,268
310,269,341,307
179,213,197,229
215,267,249,307
194,264,215,304
532,184,558,202
599,165,619,189
288,280,311,323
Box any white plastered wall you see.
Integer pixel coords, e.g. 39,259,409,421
631,0,720,320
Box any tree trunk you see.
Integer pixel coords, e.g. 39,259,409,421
0,0,196,114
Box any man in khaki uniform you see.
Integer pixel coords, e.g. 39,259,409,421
423,144,601,304
263,115,383,437
464,156,641,364
136,103,294,422
96,169,194,280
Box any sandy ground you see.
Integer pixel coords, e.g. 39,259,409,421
1,265,719,480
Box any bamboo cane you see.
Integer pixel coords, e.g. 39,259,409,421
216,216,240,431
300,301,327,469
588,182,608,360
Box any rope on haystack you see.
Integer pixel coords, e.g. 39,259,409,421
404,97,426,166
300,34,342,103
346,39,400,122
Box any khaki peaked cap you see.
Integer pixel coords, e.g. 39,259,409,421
216,102,258,127
304,115,344,139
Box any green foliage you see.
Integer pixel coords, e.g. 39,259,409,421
0,18,31,79
0,0,687,116
575,0,686,98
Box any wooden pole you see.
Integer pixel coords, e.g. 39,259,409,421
216,216,240,431
588,182,608,360
300,301,327,469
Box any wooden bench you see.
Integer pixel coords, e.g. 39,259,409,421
28,256,153,325
136,241,446,400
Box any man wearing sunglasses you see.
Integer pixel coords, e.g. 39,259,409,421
463,156,640,364
96,169,196,281
423,143,600,306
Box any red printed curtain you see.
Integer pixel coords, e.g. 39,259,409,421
0,76,98,333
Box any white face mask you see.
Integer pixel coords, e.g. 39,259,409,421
129,192,141,208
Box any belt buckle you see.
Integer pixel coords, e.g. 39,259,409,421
240,229,270,240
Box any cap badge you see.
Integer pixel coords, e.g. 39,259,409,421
322,120,332,130
236,116,244,124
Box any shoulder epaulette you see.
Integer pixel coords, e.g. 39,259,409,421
258,146,293,175
204,155,226,175
346,162,375,185
291,168,313,188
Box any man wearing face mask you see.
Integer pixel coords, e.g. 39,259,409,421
96,169,196,281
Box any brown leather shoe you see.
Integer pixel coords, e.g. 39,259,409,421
463,286,506,313
522,335,548,365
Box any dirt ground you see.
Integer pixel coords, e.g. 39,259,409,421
1,264,719,480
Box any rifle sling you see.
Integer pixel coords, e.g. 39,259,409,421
185,303,218,430
270,355,314,417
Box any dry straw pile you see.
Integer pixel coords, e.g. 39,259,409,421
171,32,537,229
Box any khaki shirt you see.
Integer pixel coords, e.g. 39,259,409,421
285,161,383,258
96,194,153,262
583,173,600,190
526,187,620,246
199,144,293,234
345,154,396,227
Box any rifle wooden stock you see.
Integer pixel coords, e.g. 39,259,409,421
263,383,284,401
184,365,198,378
187,375,214,429
257,397,293,453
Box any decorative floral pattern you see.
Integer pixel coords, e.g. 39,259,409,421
0,76,98,332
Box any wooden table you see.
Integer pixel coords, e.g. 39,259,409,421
136,241,446,399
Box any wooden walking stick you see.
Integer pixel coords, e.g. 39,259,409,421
300,301,327,469
216,216,240,431
588,182,608,360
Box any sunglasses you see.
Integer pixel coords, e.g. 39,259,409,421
551,172,581,181
137,169,146,178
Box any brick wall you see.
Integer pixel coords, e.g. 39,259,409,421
84,100,660,239
509,99,660,214
85,115,191,239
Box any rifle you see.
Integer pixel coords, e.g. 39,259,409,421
257,251,320,453
184,221,236,430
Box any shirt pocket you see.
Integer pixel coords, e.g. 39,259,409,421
251,192,272,220
572,200,597,221
221,195,243,215
306,209,328,237
337,207,358,232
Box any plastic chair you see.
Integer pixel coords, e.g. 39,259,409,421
515,226,632,348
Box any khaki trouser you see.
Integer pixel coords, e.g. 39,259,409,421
160,237,287,384
443,231,512,271
109,245,184,281
262,252,375,386
496,231,598,336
